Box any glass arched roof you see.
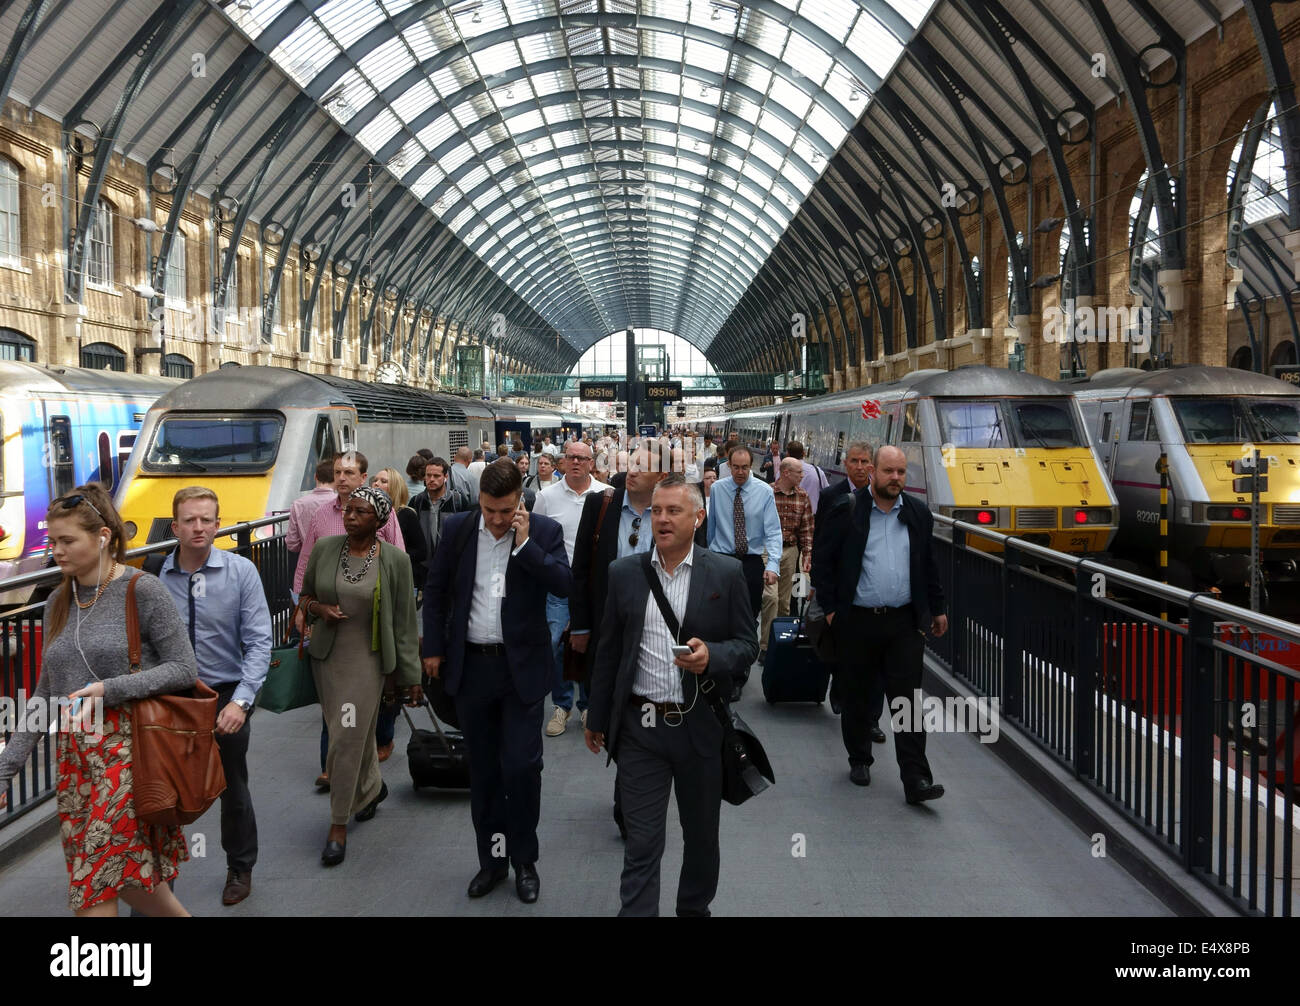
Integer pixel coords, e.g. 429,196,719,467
227,0,936,352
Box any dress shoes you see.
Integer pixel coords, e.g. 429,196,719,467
377,742,394,763
467,865,509,898
515,863,540,903
314,772,330,791
905,779,945,805
221,869,251,906
354,781,388,822
728,684,743,704
871,725,887,744
321,841,346,867
849,764,871,786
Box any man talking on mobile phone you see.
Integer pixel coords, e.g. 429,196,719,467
422,459,572,904
584,474,758,916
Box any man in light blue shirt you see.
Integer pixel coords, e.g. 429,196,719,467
157,486,273,907
854,492,911,608
706,445,780,700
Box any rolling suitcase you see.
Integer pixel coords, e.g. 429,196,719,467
761,597,830,704
400,700,471,790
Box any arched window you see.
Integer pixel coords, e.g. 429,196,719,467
0,328,35,361
0,159,19,264
219,360,241,369
163,353,193,379
87,198,114,286
164,232,186,307
81,342,125,371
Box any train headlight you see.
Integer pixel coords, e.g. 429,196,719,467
123,521,138,541
1206,506,1251,521
1067,507,1113,525
954,508,998,525
976,510,995,525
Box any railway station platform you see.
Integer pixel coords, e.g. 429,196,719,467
0,656,1170,917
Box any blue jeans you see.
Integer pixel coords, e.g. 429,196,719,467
547,592,588,712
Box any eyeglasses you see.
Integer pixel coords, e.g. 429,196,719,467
628,515,641,548
54,494,105,524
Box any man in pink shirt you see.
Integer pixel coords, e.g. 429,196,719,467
286,456,339,555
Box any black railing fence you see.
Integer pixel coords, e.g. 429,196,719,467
930,516,1298,917
0,516,292,830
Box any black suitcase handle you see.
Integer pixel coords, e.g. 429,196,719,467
399,697,455,754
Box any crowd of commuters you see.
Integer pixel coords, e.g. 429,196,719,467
0,423,947,918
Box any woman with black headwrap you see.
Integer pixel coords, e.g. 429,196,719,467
300,486,421,866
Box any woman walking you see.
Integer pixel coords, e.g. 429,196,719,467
300,487,421,866
0,484,198,916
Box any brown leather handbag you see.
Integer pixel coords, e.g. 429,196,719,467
125,573,227,827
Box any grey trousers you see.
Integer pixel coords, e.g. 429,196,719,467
615,702,721,917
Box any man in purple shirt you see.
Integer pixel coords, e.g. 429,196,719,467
785,440,829,514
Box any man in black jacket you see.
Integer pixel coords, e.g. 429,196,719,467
410,456,470,583
811,445,947,803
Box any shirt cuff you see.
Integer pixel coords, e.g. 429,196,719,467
569,629,589,636
511,538,529,556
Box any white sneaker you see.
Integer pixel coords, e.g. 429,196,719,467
545,707,570,737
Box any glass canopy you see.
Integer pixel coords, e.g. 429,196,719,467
226,0,935,351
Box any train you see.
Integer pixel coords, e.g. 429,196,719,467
1073,366,1300,593
113,366,604,547
701,366,1120,555
0,362,178,586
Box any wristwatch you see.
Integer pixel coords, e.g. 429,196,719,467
236,699,253,714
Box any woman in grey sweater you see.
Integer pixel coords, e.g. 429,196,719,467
0,484,198,917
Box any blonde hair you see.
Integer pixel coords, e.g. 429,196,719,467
44,483,128,649
172,485,220,521
377,467,409,509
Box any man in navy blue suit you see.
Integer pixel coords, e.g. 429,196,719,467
423,459,573,903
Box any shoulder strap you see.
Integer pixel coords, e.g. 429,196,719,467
126,572,143,672
589,489,615,565
638,551,680,639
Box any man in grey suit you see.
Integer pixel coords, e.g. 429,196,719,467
585,474,759,916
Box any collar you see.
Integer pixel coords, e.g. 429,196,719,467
870,492,904,515
622,494,650,516
773,482,799,496
652,543,694,573
556,477,596,497
313,484,336,496
160,544,226,577
478,513,512,542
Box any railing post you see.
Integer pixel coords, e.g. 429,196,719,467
948,524,964,677
1180,594,1215,873
1073,561,1098,779
1002,541,1023,721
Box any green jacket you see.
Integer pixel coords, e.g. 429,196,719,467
302,535,421,687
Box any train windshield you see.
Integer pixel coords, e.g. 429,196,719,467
937,399,1082,448
1170,397,1300,444
143,413,283,472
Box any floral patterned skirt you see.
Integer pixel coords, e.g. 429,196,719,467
56,706,188,911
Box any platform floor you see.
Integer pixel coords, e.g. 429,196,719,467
0,666,1171,916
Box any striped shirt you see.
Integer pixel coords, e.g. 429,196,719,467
292,494,405,593
773,483,814,555
634,546,694,703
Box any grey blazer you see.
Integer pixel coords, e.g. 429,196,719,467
587,547,759,761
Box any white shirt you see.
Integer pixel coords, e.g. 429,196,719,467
467,516,527,644
533,476,606,563
634,545,694,703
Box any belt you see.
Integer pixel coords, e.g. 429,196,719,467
853,603,912,616
630,693,687,717
465,641,506,655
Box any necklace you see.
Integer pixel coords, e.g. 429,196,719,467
73,561,119,609
340,541,377,583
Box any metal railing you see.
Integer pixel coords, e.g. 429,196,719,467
929,516,1298,917
0,515,292,831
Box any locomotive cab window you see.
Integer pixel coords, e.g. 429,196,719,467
1170,398,1248,444
901,403,923,442
1127,401,1157,441
143,412,284,473
936,401,1004,448
48,415,74,497
1245,399,1300,443
1010,399,1082,447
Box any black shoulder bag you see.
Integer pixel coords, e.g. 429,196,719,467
638,553,774,806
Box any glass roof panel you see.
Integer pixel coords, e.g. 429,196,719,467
234,0,939,351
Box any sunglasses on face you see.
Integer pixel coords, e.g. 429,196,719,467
54,494,105,523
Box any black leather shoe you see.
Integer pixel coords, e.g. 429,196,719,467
355,782,388,822
905,779,945,805
849,764,871,786
467,866,508,898
515,863,540,903
321,841,346,866
871,725,887,744
728,684,743,704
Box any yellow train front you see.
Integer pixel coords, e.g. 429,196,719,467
887,369,1119,555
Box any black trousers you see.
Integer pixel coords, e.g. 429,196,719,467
454,651,545,870
616,702,721,917
213,682,257,873
734,553,764,685
835,606,933,786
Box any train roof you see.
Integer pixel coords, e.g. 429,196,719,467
0,361,179,396
149,366,496,423
1073,365,1300,398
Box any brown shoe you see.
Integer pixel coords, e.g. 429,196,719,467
314,772,330,791
377,742,394,763
221,869,251,906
